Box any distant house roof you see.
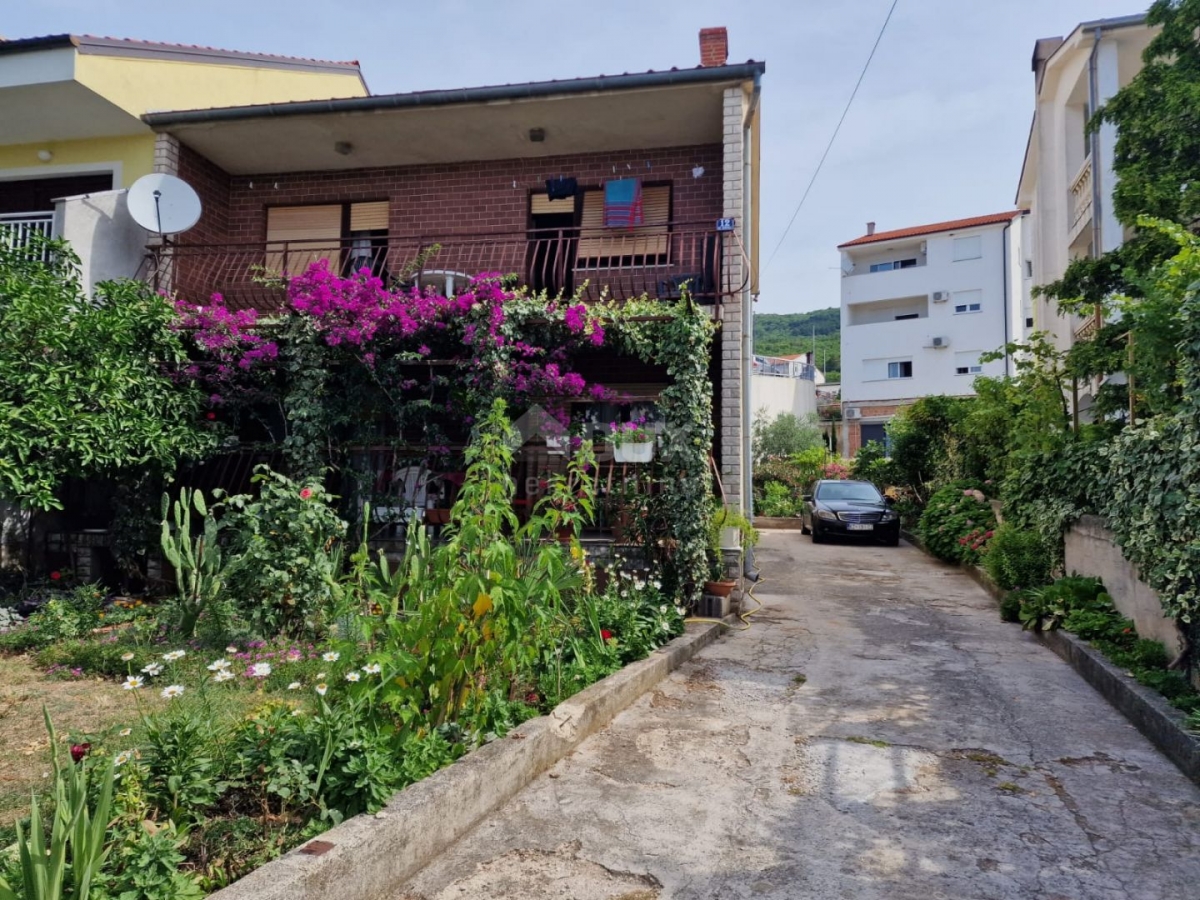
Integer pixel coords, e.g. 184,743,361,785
838,210,1026,249
0,34,361,74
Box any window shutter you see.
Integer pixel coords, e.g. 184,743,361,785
350,201,388,232
266,204,342,274
530,193,574,216
576,185,670,264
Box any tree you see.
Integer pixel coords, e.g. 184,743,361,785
0,237,214,511
751,409,823,464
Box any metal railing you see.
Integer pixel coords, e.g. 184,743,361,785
1069,154,1094,238
142,221,743,312
1073,305,1103,342
0,211,55,262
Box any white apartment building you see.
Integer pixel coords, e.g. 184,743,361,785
837,211,1026,455
1016,14,1154,353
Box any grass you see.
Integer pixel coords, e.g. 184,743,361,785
845,736,890,748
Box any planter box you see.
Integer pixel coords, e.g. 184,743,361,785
612,442,654,464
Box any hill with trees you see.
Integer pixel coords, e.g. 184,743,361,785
753,308,841,380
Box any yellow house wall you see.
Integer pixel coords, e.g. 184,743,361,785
0,134,153,188
75,55,367,120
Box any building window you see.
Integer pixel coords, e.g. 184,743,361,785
955,351,983,376
952,235,982,261
576,185,671,268
887,360,913,379
1024,259,1033,278
869,258,917,273
266,201,388,278
954,302,982,314
1025,316,1034,328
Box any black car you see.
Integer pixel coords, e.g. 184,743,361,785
801,479,900,546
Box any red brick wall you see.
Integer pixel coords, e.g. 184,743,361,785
179,144,723,243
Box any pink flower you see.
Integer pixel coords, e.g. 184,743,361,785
299,488,313,500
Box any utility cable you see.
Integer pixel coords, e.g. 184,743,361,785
764,0,900,272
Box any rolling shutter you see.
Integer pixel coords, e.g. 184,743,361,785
530,194,575,216
266,204,341,274
576,185,670,264
350,201,388,232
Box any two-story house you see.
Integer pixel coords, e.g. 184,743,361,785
0,34,367,288
140,27,764,514
837,211,1025,455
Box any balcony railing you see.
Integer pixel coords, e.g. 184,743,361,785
1069,155,1094,240
142,222,743,312
1073,306,1103,342
0,211,55,262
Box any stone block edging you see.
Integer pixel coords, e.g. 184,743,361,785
207,619,727,900
753,516,804,530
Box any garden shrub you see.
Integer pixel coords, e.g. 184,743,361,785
983,523,1054,590
852,439,892,488
758,481,797,517
999,593,1023,623
751,409,823,463
917,482,996,564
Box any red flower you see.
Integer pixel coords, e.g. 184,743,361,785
49,571,62,581
205,411,217,421
525,691,539,704
69,743,90,763
299,488,313,500
600,629,614,641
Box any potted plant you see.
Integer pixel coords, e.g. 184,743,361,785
607,416,655,463
703,504,758,596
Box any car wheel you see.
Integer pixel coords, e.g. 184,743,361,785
811,525,823,544
800,519,811,535
884,532,900,547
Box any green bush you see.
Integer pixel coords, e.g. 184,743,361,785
751,409,823,463
757,481,798,517
917,482,997,564
982,523,1054,590
999,593,1022,623
852,439,892,489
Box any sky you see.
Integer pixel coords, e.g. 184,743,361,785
6,0,1148,314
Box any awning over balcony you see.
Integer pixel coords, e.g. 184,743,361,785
143,63,764,174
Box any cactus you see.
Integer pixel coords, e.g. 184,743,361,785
160,488,223,638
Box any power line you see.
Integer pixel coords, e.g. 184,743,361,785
764,0,900,272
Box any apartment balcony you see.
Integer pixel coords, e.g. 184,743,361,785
0,211,55,262
1068,154,1094,246
1073,306,1103,342
141,222,741,312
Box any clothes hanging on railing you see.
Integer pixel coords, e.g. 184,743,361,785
545,176,578,200
603,177,643,228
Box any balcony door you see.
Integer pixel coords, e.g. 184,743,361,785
527,193,575,296
266,201,389,279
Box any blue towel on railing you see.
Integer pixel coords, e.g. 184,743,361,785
603,178,644,228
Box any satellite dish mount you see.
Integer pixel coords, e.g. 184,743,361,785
127,173,202,237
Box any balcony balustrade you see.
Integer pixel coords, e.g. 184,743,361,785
0,211,55,262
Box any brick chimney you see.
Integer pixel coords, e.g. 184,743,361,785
699,27,728,67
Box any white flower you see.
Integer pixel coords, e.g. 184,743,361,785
675,606,686,617
118,728,132,737
141,663,163,676
122,676,144,691
659,605,668,614
212,670,235,683
322,651,340,662
225,645,239,654
660,621,671,632
114,750,133,767
160,684,185,699
120,652,135,662
652,580,662,590
345,671,361,683
162,650,186,662
287,681,302,690
250,662,272,678
207,658,231,671
316,672,327,680
363,663,382,675
291,709,304,717
315,683,328,696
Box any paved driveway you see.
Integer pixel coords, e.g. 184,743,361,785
398,532,1200,899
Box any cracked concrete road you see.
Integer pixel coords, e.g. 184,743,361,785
396,532,1200,899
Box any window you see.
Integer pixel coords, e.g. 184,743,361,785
894,313,919,320
266,201,388,277
1025,316,1035,328
1024,259,1033,278
869,258,917,273
951,289,982,315
576,185,670,268
887,360,913,379
954,302,982,314
955,351,983,376
952,235,982,261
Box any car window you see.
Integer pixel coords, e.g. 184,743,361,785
815,483,882,502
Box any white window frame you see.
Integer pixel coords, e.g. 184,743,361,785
953,302,982,315
869,258,917,273
887,360,913,379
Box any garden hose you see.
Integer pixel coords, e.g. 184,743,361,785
684,575,766,632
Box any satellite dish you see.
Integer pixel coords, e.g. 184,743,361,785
127,173,202,235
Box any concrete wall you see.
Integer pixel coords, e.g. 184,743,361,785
751,374,816,422
54,189,149,291
1065,514,1183,655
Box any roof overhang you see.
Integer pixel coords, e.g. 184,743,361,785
0,45,147,143
145,63,765,175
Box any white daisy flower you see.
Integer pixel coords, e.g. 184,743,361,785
315,683,328,696
122,676,144,691
141,663,163,676
291,709,304,717
322,651,340,663
287,682,301,690
250,662,272,678
118,728,132,737
675,606,686,617
114,750,133,767
160,684,185,699
363,663,382,675
660,621,671,632
345,671,361,683
207,659,231,671
652,580,662,590
212,670,235,683
120,652,135,662
225,645,239,654
162,650,186,662
659,605,668,614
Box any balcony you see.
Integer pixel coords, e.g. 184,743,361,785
1073,306,1103,342
1069,155,1094,245
0,211,55,262
142,222,742,312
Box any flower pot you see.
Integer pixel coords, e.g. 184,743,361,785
555,524,575,543
613,441,654,464
425,508,451,525
704,579,737,597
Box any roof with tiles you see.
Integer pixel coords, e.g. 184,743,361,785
838,210,1026,249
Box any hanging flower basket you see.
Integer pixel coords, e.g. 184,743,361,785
613,441,655,464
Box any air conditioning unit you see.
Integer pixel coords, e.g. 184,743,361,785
919,241,928,254
845,407,862,420
931,290,950,303
927,336,949,349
